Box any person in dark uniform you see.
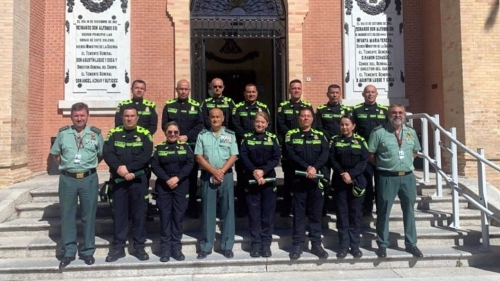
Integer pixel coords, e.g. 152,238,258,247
115,79,158,221
103,105,154,262
50,102,104,269
115,79,158,135
285,107,329,260
329,115,368,259
161,79,204,218
239,111,281,258
232,83,271,218
316,84,352,216
351,85,388,216
277,79,315,217
200,78,236,129
151,121,195,262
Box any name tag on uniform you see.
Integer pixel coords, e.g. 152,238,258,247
74,154,82,164
399,150,405,159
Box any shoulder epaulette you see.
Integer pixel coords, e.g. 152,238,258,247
279,100,290,106
317,104,327,110
311,128,324,136
331,134,341,141
244,132,253,138
265,131,277,138
119,99,133,106
199,129,208,135
188,98,200,106
373,125,383,131
256,101,268,108
224,128,235,135
90,126,101,134
302,101,312,106
59,125,70,132
235,101,245,108
156,141,167,147
204,97,213,103
177,140,187,145
136,126,151,136
353,133,366,142
165,98,176,105
285,128,299,135
109,126,124,134
223,96,234,102
377,104,388,110
340,104,352,110
353,103,364,109
143,99,156,107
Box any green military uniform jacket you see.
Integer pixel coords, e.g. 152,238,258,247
194,128,239,169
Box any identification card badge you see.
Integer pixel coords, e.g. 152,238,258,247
74,154,81,164
398,150,405,160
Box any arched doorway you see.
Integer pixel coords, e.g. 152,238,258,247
190,0,287,126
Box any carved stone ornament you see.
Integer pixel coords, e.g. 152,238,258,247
121,0,128,13
355,0,390,16
345,0,353,15
81,0,116,14
67,0,75,13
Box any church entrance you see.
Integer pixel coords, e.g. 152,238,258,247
190,0,287,128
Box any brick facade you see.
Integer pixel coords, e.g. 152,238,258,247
0,0,498,187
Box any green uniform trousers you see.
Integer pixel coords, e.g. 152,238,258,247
376,172,417,248
58,173,99,257
199,172,235,252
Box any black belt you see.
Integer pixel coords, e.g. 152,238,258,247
61,168,96,179
377,170,412,177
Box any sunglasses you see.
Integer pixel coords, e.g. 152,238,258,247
213,85,223,89
167,130,179,135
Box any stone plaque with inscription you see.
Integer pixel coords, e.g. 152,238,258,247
343,0,405,105
61,0,131,114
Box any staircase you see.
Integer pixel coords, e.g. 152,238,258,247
0,170,499,280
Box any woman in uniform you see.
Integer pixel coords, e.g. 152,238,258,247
239,111,281,258
329,115,369,259
151,121,194,262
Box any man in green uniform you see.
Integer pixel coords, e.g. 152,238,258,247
367,104,423,258
50,102,104,270
194,108,239,259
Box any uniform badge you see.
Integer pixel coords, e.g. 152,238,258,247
91,132,96,140
341,110,345,115
191,106,194,111
379,109,383,114
145,107,150,112
258,108,262,112
285,134,290,142
179,145,184,150
224,100,227,104
406,131,413,140
136,136,141,142
267,137,271,143
353,139,359,145
314,135,318,140
278,107,282,112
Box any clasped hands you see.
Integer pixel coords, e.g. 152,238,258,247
252,169,266,185
117,165,135,181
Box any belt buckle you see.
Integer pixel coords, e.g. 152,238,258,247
76,173,84,179
398,171,405,176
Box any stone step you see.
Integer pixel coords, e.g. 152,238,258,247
0,225,497,259
0,207,485,238
0,245,498,281
16,196,469,219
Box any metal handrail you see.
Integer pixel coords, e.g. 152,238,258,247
407,112,500,251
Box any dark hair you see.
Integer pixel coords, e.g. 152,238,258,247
131,79,146,89
164,121,179,131
327,84,341,92
339,114,355,124
71,102,89,114
121,105,138,115
289,79,302,86
245,83,257,90
298,107,314,116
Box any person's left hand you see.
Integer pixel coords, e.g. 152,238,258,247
306,166,317,179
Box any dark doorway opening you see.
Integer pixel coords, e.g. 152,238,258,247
206,71,257,104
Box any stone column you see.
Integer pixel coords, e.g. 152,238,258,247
0,0,31,187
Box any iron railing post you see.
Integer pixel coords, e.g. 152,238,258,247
477,148,490,252
421,118,429,183
434,114,443,197
450,127,460,228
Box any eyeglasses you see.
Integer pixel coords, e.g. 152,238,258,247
213,85,223,89
167,131,179,135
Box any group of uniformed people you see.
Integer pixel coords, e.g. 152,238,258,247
51,77,422,269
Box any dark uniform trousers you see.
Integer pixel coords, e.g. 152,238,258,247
157,180,189,253
58,173,99,257
376,172,417,247
188,160,200,212
246,181,277,248
333,180,364,249
110,174,148,250
199,171,235,252
292,178,324,246
363,162,377,213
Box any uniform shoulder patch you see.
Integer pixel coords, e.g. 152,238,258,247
90,126,101,134
136,126,151,136
341,104,352,111
59,125,70,132
353,103,364,109
311,128,324,136
177,140,187,145
317,104,327,110
119,99,132,106
378,104,389,110
279,100,290,106
302,101,312,106
235,101,245,108
188,98,200,106
256,101,268,108
143,99,156,107
165,99,176,105
353,133,366,142
265,131,277,138
244,132,253,138
199,129,208,135
373,125,383,131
